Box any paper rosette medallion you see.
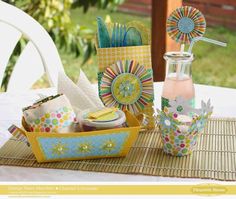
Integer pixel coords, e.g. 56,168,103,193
167,6,206,44
100,60,153,114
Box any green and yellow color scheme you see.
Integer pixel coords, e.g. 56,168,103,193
21,111,140,163
97,45,155,129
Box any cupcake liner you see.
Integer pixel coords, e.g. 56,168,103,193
23,94,76,133
157,97,213,157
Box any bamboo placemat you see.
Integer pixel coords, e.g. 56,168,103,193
0,118,235,181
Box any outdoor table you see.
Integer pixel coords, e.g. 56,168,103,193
0,82,236,182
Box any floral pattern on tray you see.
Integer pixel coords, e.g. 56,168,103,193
37,132,129,160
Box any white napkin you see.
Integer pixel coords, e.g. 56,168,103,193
77,70,104,108
57,71,104,112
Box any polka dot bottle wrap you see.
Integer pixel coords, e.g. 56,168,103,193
23,95,76,133
161,128,202,156
157,97,213,156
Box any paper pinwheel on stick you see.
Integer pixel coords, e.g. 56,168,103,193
167,6,206,44
166,6,226,53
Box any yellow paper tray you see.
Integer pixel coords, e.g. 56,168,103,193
22,111,140,163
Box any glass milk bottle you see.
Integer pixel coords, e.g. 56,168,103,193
161,52,195,110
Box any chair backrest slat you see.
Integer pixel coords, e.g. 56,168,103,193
0,22,22,86
0,1,65,92
7,42,45,92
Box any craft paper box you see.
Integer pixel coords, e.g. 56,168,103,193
21,110,140,163
97,45,155,129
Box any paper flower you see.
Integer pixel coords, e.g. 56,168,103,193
201,99,213,115
51,142,68,156
100,60,153,114
168,96,193,115
77,143,93,153
158,97,213,134
192,99,213,116
167,6,206,44
157,109,180,132
101,139,116,152
119,80,135,97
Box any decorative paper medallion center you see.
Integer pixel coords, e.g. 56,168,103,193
111,73,142,105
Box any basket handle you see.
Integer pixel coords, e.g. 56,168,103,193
8,124,30,146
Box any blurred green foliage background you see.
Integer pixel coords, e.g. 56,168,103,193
1,0,236,91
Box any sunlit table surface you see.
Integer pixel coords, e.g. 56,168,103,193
0,82,236,182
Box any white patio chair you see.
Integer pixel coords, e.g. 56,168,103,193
0,1,65,92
